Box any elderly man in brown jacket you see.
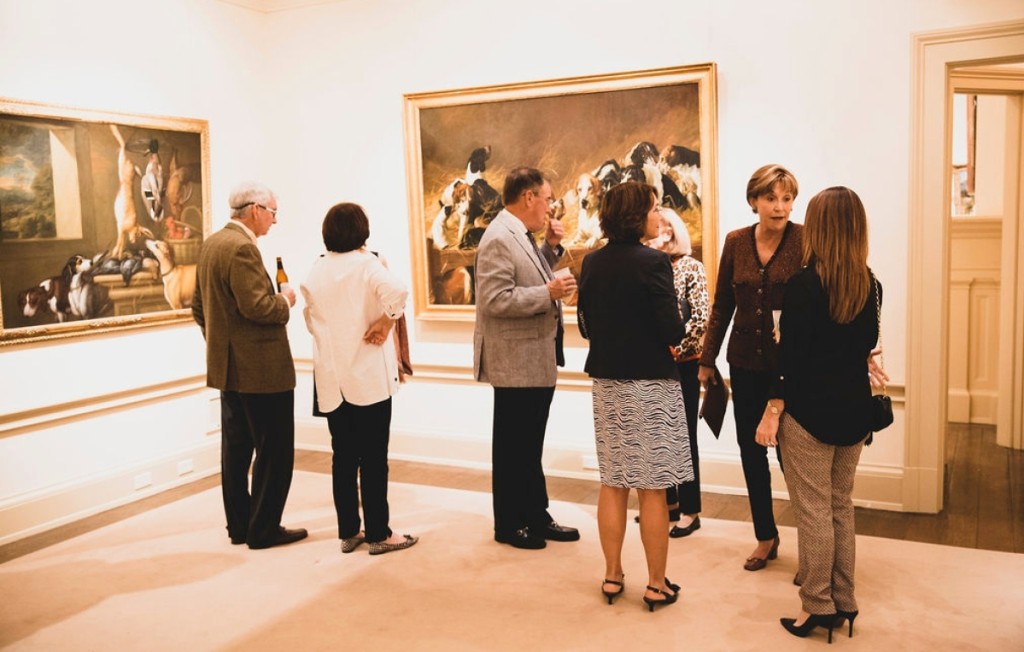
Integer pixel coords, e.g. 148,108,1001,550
192,181,306,550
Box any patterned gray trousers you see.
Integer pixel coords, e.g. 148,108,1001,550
778,414,865,615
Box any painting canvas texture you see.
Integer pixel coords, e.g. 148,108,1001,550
408,69,712,320
0,103,207,342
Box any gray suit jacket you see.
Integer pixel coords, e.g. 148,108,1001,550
473,210,562,387
192,222,295,393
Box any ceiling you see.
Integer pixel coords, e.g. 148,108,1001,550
217,0,345,12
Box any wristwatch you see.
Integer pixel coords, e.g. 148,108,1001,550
767,401,780,415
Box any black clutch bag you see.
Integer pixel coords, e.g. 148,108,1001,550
871,393,893,432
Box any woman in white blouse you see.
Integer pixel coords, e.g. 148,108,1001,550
301,202,418,556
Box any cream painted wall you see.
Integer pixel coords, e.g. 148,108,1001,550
2,0,1024,542
0,0,275,542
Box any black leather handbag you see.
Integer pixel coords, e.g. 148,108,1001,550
871,393,894,432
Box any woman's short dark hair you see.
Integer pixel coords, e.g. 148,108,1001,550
599,181,657,242
322,202,370,253
502,167,547,205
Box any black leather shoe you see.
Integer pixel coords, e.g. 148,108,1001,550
495,528,546,549
669,516,701,538
230,535,246,546
248,526,308,550
537,521,580,542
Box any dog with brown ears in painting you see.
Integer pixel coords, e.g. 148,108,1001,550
145,239,196,309
567,173,604,247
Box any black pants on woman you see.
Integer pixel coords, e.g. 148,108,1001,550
667,359,702,514
729,366,783,542
326,397,394,543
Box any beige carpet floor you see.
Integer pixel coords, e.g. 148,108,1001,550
1,471,1022,651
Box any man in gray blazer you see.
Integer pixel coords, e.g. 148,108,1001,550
473,167,580,550
192,181,307,550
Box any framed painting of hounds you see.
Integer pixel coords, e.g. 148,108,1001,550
403,63,718,322
0,98,210,346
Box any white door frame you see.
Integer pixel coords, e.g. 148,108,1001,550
949,71,1024,442
908,20,1024,512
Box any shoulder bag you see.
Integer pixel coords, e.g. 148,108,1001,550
867,276,893,445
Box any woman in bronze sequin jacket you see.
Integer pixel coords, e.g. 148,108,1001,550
698,164,803,571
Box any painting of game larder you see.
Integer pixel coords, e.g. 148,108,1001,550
403,63,718,322
0,98,210,345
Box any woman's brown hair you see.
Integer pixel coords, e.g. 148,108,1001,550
746,164,798,211
599,181,657,242
322,202,370,253
802,186,871,324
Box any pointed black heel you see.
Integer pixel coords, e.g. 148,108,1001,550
642,585,678,612
780,613,837,643
601,576,624,605
834,610,859,637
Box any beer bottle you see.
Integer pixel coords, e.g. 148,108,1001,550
275,256,289,292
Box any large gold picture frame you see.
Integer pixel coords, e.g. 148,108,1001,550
403,63,718,322
0,98,211,346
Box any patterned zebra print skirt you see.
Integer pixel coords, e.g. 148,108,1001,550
592,378,694,489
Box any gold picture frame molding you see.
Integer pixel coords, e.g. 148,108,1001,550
403,63,719,322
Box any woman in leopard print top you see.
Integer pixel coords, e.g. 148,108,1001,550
649,207,709,538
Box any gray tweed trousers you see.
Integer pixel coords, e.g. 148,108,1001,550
779,415,865,615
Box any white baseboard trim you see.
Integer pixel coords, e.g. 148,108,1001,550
296,418,907,511
0,441,220,546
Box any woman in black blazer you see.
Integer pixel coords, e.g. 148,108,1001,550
578,181,692,612
756,186,882,641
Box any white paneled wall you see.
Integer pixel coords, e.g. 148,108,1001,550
948,218,1002,424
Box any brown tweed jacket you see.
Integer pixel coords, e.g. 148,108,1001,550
192,222,295,393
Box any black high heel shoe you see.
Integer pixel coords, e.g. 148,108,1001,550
642,585,678,612
780,613,837,643
834,610,859,637
601,576,624,605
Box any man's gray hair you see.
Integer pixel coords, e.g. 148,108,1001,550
229,181,274,220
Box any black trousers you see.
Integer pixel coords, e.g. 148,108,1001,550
326,398,394,543
729,366,783,542
492,386,555,535
667,359,702,514
220,390,295,545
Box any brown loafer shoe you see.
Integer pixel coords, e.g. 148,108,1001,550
248,526,308,550
743,536,779,571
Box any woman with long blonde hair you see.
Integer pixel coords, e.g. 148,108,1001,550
755,186,883,642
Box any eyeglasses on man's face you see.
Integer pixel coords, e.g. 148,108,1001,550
233,202,278,216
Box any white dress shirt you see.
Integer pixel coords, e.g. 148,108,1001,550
301,249,408,410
